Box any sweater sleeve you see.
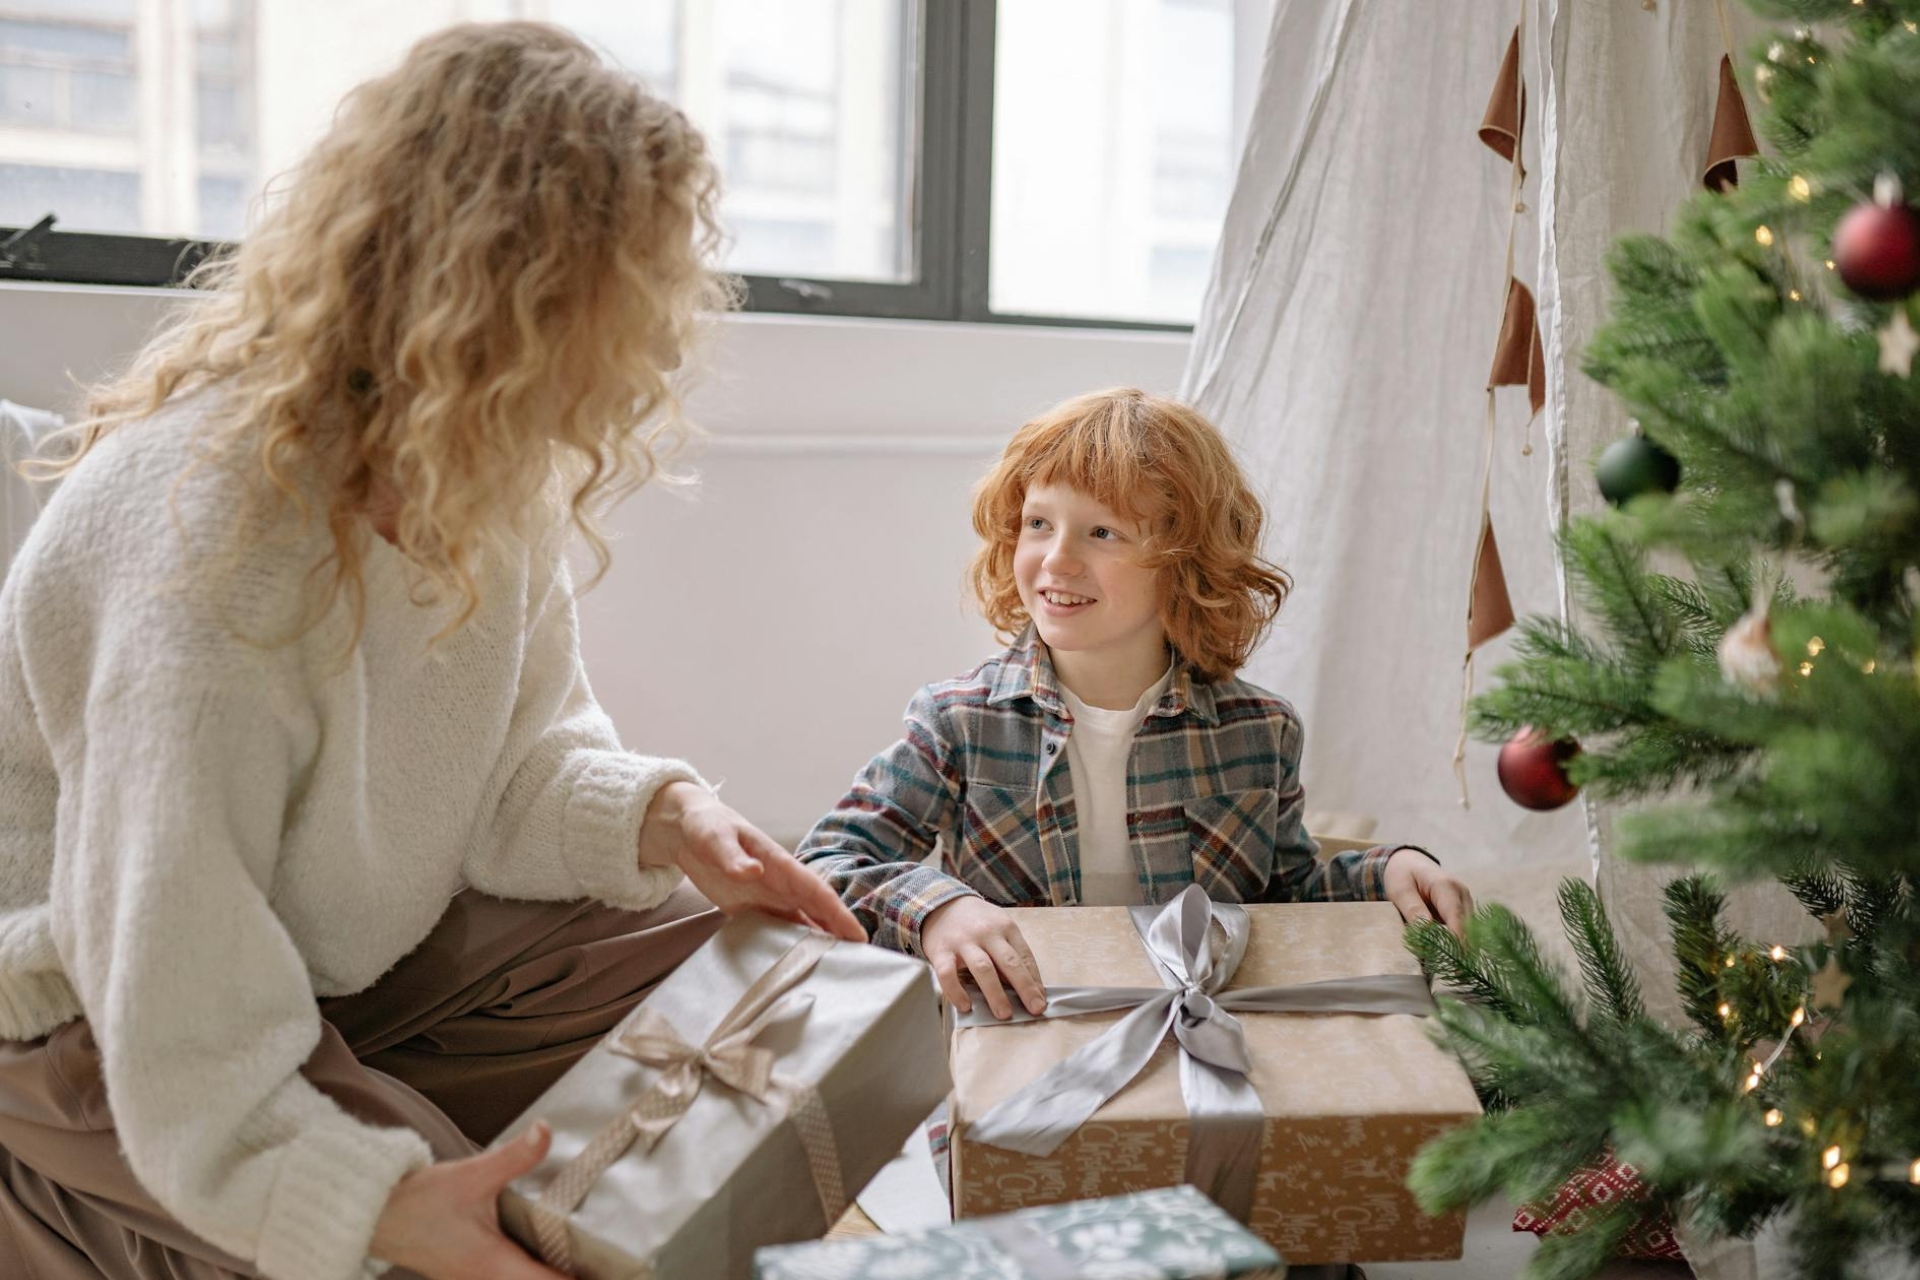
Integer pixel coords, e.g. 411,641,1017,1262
1259,712,1401,903
50,669,431,1280
795,686,978,955
461,542,695,911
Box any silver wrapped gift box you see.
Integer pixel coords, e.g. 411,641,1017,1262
495,914,951,1280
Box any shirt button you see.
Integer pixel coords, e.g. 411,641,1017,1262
1044,742,1057,755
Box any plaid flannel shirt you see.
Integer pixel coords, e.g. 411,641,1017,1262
797,627,1422,955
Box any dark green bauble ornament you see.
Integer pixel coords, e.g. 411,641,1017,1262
1596,434,1680,506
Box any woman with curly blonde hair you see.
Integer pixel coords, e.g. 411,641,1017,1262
797,387,1470,1021
0,22,857,1280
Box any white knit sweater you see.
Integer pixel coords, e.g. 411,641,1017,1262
0,400,695,1280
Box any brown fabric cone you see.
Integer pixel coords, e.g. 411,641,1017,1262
1704,55,1758,192
1468,513,1515,651
1488,278,1546,415
1478,27,1526,181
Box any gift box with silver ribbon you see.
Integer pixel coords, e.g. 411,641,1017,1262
496,914,950,1280
950,885,1481,1265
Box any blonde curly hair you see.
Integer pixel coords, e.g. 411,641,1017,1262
967,388,1291,683
41,21,734,643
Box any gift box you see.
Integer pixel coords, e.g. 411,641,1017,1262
495,914,951,1280
754,1184,1285,1279
949,887,1482,1265
1513,1153,1682,1260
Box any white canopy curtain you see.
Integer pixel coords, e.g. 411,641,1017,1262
1184,0,1814,1026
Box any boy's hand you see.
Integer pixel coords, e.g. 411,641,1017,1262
1383,849,1474,936
920,896,1047,1019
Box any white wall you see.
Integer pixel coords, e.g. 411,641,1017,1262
0,282,1188,842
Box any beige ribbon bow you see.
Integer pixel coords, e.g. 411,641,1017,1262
528,930,849,1275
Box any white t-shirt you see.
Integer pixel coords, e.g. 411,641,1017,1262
1059,665,1176,906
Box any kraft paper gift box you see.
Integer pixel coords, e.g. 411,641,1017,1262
494,914,951,1280
752,1184,1286,1279
949,888,1482,1265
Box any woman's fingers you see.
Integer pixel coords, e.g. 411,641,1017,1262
475,1121,550,1190
960,945,1014,1021
988,934,1046,1015
484,1239,576,1280
711,830,764,880
750,832,864,941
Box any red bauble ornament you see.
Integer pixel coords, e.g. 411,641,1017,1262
1497,728,1582,811
1833,199,1920,301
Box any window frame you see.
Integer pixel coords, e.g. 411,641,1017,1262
0,0,1205,332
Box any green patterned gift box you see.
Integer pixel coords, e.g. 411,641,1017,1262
753,1184,1285,1280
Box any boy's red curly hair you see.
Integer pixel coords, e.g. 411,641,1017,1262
967,387,1290,683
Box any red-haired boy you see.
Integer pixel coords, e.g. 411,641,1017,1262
798,389,1471,1019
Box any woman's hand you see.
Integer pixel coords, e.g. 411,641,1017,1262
369,1122,568,1280
920,895,1047,1020
1383,849,1474,935
637,782,864,941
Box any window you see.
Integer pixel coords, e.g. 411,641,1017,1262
0,5,138,134
990,0,1236,324
0,1,1261,328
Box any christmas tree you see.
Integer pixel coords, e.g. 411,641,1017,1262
1404,3,1920,1278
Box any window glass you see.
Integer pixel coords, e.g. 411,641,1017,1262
0,0,914,288
989,0,1238,324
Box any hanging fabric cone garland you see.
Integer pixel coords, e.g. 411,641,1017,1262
1703,56,1758,192
1478,27,1526,179
1456,21,1534,806
1489,277,1547,417
1468,513,1516,651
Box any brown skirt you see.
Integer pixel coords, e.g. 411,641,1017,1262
0,883,723,1279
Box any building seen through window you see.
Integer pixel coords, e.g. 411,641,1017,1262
0,0,1245,324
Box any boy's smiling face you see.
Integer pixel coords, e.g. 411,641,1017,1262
1014,483,1168,695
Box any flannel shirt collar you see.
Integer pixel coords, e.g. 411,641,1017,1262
989,626,1219,726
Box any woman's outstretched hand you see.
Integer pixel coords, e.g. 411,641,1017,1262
638,781,865,941
369,1122,568,1280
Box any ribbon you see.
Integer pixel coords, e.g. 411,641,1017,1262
958,886,1434,1223
528,930,849,1274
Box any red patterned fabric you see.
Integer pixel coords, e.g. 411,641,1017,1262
1513,1155,1682,1260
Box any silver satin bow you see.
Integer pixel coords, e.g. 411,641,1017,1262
530,930,850,1274
958,884,1435,1222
